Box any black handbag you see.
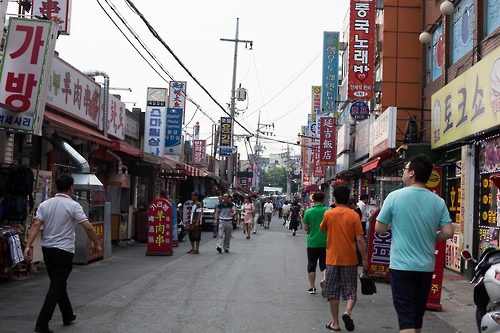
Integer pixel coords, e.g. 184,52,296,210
359,270,377,295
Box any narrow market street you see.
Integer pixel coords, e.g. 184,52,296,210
1,215,475,333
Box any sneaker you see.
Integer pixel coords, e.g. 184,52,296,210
216,247,222,254
308,287,317,294
253,230,256,234
320,280,325,297
224,250,229,253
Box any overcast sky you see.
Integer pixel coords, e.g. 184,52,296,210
10,0,350,159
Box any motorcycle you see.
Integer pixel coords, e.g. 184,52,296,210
461,247,500,333
177,204,186,242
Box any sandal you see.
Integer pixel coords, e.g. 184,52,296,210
186,250,195,254
326,322,341,331
342,314,354,332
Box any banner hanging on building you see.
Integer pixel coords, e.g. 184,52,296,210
0,18,57,135
348,0,375,100
168,81,187,122
192,139,206,164
165,108,183,155
220,117,232,153
32,0,72,35
322,32,340,114
311,86,321,121
143,87,167,156
107,94,125,140
319,116,336,166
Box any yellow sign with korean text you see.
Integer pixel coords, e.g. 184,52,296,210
431,47,500,149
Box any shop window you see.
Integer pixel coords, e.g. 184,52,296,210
451,0,474,64
426,23,443,84
486,0,500,36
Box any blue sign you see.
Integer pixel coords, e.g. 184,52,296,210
322,31,340,114
165,108,183,155
220,147,233,155
350,101,370,121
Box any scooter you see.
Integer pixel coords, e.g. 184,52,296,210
177,204,186,242
461,247,500,333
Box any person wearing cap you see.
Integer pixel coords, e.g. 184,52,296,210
214,193,236,253
187,191,202,254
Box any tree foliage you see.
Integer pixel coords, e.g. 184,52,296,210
258,167,299,195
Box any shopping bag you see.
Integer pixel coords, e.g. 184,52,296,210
359,270,377,295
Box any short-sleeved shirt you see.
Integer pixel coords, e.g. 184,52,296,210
253,199,262,217
35,193,88,253
216,202,236,220
320,207,364,266
264,202,273,213
376,187,452,272
357,200,367,222
302,204,328,248
190,200,202,224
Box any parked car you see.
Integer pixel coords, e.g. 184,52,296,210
201,196,219,231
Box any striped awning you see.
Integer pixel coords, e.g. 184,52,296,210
183,163,208,177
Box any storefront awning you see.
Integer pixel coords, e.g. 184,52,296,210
362,159,380,173
44,111,112,147
303,184,318,192
183,163,208,177
111,141,143,159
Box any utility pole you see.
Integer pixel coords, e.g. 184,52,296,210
220,18,253,186
254,110,274,193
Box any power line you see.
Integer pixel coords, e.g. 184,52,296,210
99,0,217,124
124,0,254,136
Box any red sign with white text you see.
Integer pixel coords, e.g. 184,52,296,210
146,199,173,255
319,117,337,166
313,143,325,177
348,0,375,100
192,140,206,164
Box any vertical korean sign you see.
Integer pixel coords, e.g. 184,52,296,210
32,0,72,35
322,32,339,115
311,86,321,120
143,88,167,156
319,117,336,166
348,0,375,100
0,18,57,135
220,117,232,155
165,82,186,155
168,81,187,120
192,139,206,164
146,198,173,255
107,94,125,140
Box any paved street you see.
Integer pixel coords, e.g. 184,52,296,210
1,214,475,333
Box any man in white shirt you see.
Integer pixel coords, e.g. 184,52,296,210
24,174,101,333
263,199,274,229
357,194,369,234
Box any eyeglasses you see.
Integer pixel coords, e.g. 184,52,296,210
404,167,411,172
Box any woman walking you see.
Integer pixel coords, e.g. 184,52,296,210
289,200,302,236
242,196,254,239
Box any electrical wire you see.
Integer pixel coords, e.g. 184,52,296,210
99,0,217,124
124,0,255,135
